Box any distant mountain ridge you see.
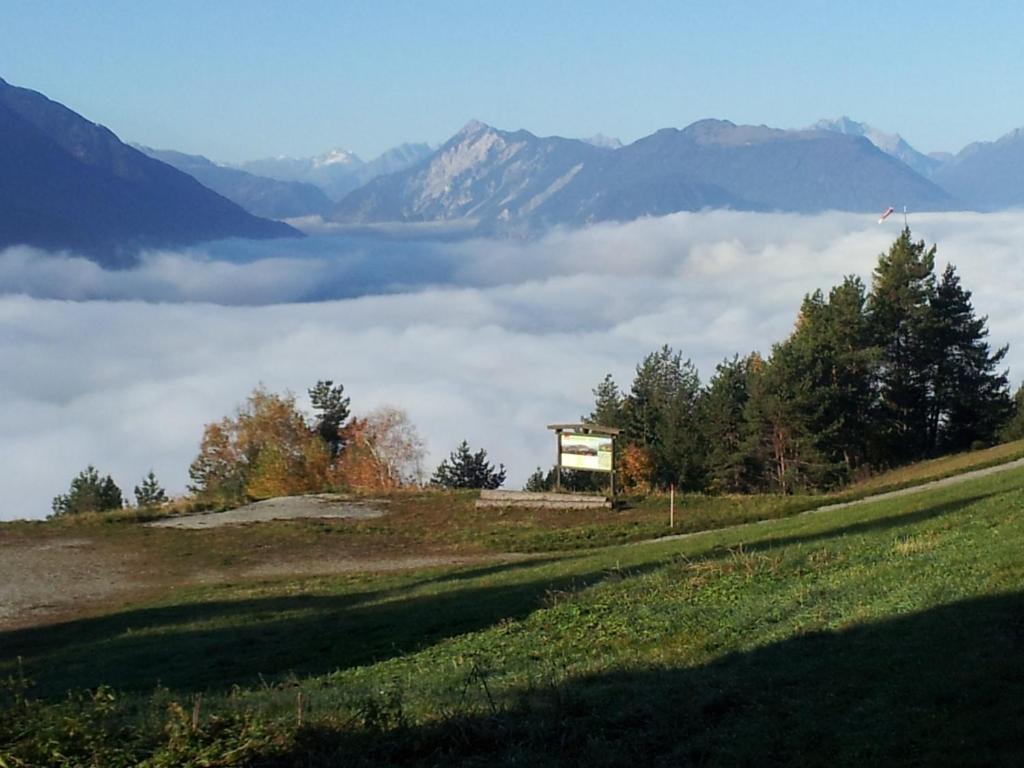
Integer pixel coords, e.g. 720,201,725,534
811,116,942,178
931,128,1024,211
331,118,957,230
0,77,299,263
235,143,434,200
132,145,334,219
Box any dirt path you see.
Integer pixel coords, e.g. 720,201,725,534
802,457,1024,514
640,456,1024,548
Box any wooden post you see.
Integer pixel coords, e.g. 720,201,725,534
670,484,675,529
554,430,562,492
609,436,616,504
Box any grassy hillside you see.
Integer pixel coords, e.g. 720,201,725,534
2,461,1023,765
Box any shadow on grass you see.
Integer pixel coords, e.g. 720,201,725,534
266,591,1024,767
3,488,999,700
735,492,998,555
0,554,643,698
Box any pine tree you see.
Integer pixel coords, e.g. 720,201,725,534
771,277,876,484
524,467,550,492
928,264,1012,451
134,470,167,507
738,355,827,493
587,374,625,428
702,355,758,492
867,228,938,464
309,380,351,458
51,466,124,517
623,346,706,490
431,441,506,489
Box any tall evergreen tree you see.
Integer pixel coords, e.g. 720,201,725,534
624,346,706,489
928,263,1012,451
702,354,759,492
309,380,351,458
587,373,625,429
739,351,828,493
773,277,877,482
867,228,937,464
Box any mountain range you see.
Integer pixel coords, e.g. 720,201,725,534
331,118,957,230
0,77,298,264
6,73,1024,262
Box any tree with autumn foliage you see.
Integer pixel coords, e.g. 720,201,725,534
188,387,331,507
333,406,426,491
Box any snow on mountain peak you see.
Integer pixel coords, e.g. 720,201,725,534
313,148,363,168
812,116,903,154
584,134,623,149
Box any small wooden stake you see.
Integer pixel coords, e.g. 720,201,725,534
191,694,202,731
297,691,304,726
670,484,675,528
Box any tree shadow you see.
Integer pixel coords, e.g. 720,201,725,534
270,591,1024,767
0,554,650,698
730,492,998,556
1,489,1002,706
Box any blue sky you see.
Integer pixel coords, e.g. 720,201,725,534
3,0,1022,162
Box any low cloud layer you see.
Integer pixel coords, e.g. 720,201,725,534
2,211,1022,519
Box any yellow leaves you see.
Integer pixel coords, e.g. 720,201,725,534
189,386,331,505
619,444,654,492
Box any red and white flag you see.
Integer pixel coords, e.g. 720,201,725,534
878,206,895,224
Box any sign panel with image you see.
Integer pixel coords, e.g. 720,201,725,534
560,433,613,472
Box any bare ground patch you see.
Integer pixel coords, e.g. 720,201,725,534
147,494,387,529
0,537,142,629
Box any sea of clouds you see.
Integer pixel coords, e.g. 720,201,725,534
2,210,1022,520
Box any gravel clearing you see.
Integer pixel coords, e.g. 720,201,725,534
0,538,140,627
147,494,387,529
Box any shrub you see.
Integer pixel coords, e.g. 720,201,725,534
51,466,124,517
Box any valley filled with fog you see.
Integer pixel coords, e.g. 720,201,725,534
2,210,1022,519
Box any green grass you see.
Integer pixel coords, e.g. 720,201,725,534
3,464,1024,765
833,436,1024,496
10,440,1021,567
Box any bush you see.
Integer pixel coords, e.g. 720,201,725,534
51,466,124,517
431,440,506,489
134,470,167,508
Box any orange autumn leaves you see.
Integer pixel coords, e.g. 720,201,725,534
188,387,423,507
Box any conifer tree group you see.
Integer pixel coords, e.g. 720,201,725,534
588,230,1016,494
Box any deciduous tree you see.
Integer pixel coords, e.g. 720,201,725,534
334,407,426,490
188,387,330,506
